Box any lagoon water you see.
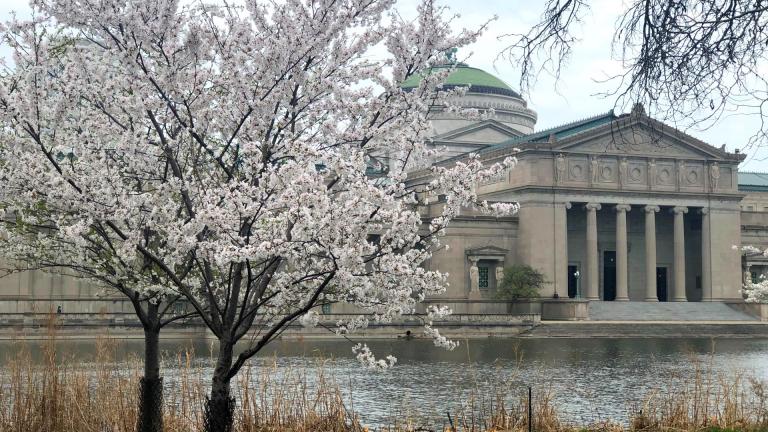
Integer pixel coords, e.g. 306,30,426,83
2,337,768,427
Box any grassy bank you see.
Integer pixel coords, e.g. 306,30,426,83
0,331,767,431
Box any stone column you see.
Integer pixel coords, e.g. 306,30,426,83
672,206,689,301
700,208,712,301
644,205,660,301
555,202,572,298
615,204,631,301
585,203,602,300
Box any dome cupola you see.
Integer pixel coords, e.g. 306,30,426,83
401,60,538,136
400,62,523,98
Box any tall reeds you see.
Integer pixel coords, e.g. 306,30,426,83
0,317,140,432
629,359,768,432
0,325,767,432
0,327,363,432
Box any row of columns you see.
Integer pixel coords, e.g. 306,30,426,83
582,203,711,301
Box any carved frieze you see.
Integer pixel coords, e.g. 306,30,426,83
680,162,704,189
543,149,735,193
478,168,507,186
598,158,617,184
566,156,588,182
654,161,676,188
627,161,646,185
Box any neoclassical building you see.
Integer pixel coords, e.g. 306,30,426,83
406,62,766,304
2,62,768,319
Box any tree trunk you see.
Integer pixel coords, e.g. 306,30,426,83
137,327,163,432
204,340,235,432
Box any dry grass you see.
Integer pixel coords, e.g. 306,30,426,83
0,322,364,432
0,319,140,432
628,359,768,432
0,325,767,432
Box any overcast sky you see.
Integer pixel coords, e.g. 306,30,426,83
2,0,767,171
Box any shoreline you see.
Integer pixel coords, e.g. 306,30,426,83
2,320,768,340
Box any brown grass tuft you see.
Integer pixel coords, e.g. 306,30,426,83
1,324,768,432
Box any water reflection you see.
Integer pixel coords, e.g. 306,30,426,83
1,337,766,427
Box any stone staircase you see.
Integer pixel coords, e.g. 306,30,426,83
516,301,768,338
588,301,757,321
522,321,768,338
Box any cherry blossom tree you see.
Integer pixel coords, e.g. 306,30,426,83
0,219,194,432
0,6,197,431
0,0,514,430
737,246,768,303
744,276,768,304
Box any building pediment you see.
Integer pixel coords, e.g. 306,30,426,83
407,107,745,193
432,120,523,145
553,116,737,161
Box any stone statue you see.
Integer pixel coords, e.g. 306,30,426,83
590,156,600,185
709,162,720,191
745,269,753,286
677,160,686,189
554,153,566,183
648,159,656,189
618,157,628,188
495,265,505,287
469,263,479,292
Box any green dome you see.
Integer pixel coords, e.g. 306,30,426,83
400,63,520,98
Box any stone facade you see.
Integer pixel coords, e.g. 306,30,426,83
741,176,768,283
0,265,133,316
410,99,755,304
2,65,767,317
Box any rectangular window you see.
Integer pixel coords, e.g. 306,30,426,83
321,303,331,314
747,206,754,211
478,266,489,289
752,272,759,284
174,302,187,315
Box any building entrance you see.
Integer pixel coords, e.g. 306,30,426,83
568,265,578,298
657,267,668,301
603,251,616,301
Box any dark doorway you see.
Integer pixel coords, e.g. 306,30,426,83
568,265,578,298
603,251,616,301
656,267,668,301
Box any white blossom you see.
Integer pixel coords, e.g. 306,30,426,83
352,343,397,369
744,275,768,304
426,304,452,320
738,245,768,303
423,324,458,350
0,0,512,375
298,310,320,328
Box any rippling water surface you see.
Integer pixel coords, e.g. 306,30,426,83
2,337,767,427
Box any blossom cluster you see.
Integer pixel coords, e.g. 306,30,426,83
736,245,768,303
0,0,515,368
